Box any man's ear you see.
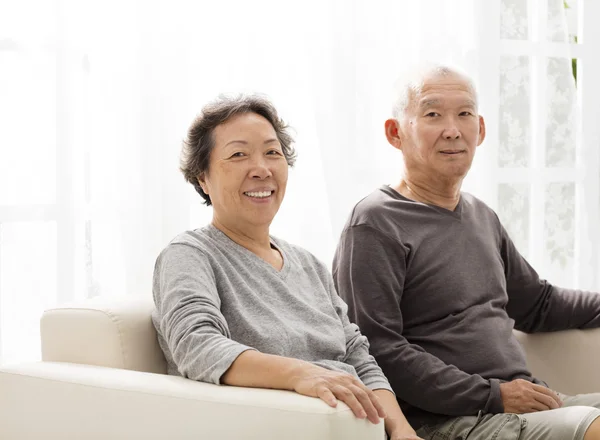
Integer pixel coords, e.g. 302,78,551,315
385,118,403,151
477,115,486,146
197,173,208,194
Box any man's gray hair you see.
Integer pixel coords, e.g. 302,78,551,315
391,63,479,120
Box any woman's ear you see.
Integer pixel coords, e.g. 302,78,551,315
197,173,208,194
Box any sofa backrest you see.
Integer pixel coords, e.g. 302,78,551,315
41,295,167,374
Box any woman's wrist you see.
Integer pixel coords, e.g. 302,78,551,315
372,389,418,438
389,425,418,438
283,359,318,391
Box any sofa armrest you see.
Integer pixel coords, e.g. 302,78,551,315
0,361,385,440
41,296,167,374
514,328,600,395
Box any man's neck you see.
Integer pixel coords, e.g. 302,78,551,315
392,175,463,211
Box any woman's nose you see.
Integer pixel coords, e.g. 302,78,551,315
249,157,272,179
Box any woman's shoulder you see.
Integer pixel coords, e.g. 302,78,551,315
166,226,215,253
159,226,232,265
271,235,330,273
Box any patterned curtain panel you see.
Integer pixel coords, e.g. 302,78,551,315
498,0,581,287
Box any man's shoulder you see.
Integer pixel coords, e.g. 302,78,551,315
348,185,409,226
461,191,487,207
461,192,501,221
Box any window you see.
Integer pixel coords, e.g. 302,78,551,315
471,0,600,289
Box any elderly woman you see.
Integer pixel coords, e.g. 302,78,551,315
152,95,421,440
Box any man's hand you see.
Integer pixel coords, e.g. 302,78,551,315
290,364,386,423
499,379,563,413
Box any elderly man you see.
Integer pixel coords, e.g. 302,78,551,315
332,64,600,440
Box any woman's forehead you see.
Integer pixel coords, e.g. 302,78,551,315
213,113,276,142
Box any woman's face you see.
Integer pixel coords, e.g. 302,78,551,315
198,112,289,231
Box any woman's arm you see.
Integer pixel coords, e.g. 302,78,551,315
373,389,423,440
321,258,421,438
157,243,386,423
223,350,387,424
324,273,395,393
154,244,256,383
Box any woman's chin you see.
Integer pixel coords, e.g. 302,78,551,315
243,209,279,228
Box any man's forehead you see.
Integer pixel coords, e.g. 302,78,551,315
418,73,475,98
417,94,477,108
417,77,477,108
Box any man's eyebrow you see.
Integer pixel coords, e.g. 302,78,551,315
418,98,477,109
419,99,440,109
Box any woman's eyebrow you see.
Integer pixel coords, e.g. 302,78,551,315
224,138,279,147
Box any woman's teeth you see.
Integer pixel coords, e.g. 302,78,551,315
245,191,272,198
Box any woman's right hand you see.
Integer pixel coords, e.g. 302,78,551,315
289,364,386,424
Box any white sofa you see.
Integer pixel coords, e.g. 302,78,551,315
1,296,599,440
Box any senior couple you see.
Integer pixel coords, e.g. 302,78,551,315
152,64,600,440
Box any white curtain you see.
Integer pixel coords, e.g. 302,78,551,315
1,0,595,364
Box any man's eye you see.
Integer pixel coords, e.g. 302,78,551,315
460,111,473,116
425,112,439,117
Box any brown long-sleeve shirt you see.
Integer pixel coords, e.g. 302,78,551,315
333,185,600,429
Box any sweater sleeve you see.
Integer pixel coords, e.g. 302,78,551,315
324,273,393,393
333,225,504,416
153,243,256,384
498,222,600,332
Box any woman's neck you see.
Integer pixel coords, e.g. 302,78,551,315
211,218,272,253
211,217,283,270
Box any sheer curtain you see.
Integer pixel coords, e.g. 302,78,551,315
1,0,597,364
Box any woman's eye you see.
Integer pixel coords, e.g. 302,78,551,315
231,152,245,158
267,149,282,155
425,112,439,117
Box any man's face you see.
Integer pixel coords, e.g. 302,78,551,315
394,73,486,181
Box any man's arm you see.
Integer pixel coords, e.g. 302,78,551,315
333,225,504,416
498,220,600,332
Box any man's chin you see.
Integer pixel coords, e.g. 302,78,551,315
436,167,471,183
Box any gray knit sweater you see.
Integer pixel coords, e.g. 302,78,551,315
152,224,392,392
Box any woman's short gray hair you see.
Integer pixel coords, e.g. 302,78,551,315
180,94,297,206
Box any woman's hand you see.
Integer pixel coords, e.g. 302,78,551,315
289,364,386,423
389,434,424,440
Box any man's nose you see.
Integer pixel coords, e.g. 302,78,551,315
443,121,461,140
